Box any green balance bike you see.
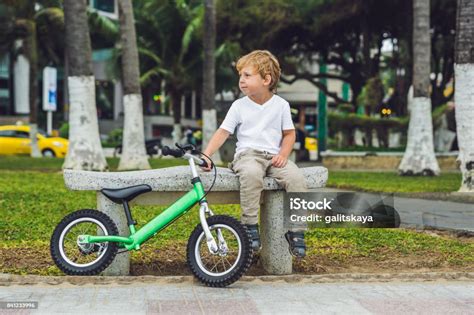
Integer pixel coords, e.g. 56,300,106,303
50,144,253,287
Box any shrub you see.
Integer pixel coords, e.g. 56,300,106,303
58,123,69,139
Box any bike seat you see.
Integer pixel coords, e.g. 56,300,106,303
101,184,152,204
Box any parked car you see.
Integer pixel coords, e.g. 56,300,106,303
0,125,69,157
305,136,318,152
113,138,163,158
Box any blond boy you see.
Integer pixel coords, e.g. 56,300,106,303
201,50,308,257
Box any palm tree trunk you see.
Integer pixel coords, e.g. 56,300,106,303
63,50,69,122
170,89,183,145
13,40,30,115
398,0,440,176
117,0,150,170
63,0,107,171
454,0,474,191
24,21,41,158
13,20,41,157
202,0,222,162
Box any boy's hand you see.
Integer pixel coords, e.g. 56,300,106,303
200,155,213,172
272,154,288,168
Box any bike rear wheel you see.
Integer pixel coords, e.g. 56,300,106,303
50,209,119,275
187,215,253,287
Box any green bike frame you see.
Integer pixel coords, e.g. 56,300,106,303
81,181,207,251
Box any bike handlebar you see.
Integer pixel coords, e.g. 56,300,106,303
162,144,212,169
161,146,183,158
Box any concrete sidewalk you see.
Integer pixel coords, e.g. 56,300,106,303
1,276,473,314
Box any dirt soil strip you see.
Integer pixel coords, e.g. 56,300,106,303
1,272,473,287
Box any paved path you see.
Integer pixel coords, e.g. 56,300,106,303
1,278,473,314
314,188,474,232
394,196,474,231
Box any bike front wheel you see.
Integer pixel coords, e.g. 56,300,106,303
50,209,119,275
187,215,253,287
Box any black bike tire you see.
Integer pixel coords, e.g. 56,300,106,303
187,215,253,287
50,209,119,275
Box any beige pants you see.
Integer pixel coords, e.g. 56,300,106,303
229,149,308,227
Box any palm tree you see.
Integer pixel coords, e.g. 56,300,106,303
454,0,474,192
398,0,440,176
135,1,204,144
24,19,41,158
62,0,107,171
2,2,116,161
202,0,222,163
1,2,42,157
117,0,150,171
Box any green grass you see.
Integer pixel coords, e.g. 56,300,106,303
332,146,405,152
0,157,472,275
306,228,473,264
0,170,240,244
0,156,188,172
0,156,462,193
327,171,462,193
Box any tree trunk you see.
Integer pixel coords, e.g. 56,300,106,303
202,0,222,162
63,50,69,122
8,50,15,115
24,21,41,158
170,89,183,144
454,0,474,191
63,0,108,171
117,0,150,171
399,0,440,176
361,4,372,79
13,40,30,115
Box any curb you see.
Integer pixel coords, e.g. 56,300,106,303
1,272,473,286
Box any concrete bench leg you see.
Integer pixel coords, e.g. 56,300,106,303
97,193,130,276
260,190,292,274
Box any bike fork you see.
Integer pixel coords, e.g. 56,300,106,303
199,202,227,253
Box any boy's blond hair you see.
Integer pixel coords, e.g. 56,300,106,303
236,50,281,92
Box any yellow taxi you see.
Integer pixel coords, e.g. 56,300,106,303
0,125,69,157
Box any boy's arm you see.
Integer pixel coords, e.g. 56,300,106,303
272,129,296,168
201,128,231,171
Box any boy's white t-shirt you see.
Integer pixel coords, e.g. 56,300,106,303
219,94,295,155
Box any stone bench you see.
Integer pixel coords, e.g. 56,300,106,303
63,166,328,276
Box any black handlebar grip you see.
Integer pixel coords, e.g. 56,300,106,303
199,158,214,169
162,146,183,158
199,159,209,168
